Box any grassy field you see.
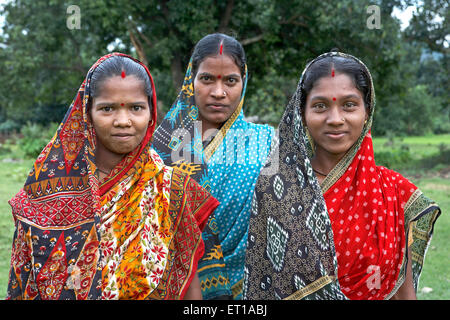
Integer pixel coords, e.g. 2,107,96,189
0,158,34,298
413,177,449,299
0,134,448,299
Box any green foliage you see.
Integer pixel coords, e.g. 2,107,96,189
374,148,413,169
245,67,297,125
419,144,450,170
376,84,440,136
0,0,448,135
17,122,59,158
373,134,450,176
0,119,21,134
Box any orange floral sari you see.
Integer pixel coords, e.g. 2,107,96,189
7,53,218,300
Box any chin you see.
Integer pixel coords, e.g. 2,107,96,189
110,145,138,155
327,146,353,157
213,115,230,126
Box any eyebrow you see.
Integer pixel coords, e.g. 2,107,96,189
94,101,148,107
309,94,361,101
198,72,241,78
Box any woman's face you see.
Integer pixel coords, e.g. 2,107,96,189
304,73,368,159
193,54,243,133
90,75,151,157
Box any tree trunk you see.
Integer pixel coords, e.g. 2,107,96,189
218,0,234,33
170,53,184,92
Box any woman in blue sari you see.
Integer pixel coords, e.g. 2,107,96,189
152,33,274,299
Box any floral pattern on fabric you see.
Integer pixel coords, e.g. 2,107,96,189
6,53,218,300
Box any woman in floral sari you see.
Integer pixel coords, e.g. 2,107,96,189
6,53,218,300
244,52,440,300
152,33,274,299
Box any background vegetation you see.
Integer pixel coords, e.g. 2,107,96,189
0,0,448,299
0,0,448,135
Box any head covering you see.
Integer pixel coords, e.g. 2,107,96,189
243,52,440,300
152,56,274,299
7,53,218,300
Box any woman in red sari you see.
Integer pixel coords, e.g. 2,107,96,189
6,53,218,300
244,52,440,300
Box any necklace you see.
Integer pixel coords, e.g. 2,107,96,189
313,168,328,177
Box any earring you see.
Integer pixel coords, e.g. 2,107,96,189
305,127,316,153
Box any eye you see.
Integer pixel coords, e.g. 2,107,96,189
343,102,357,109
200,75,212,82
131,105,144,111
226,77,239,85
101,106,113,112
312,103,327,111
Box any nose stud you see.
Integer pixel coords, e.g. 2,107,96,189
223,91,226,97
112,119,132,126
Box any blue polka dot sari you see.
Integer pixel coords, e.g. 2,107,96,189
152,59,274,299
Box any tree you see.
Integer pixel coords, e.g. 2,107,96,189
0,0,447,136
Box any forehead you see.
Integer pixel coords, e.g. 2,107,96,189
94,75,147,101
197,55,241,75
308,73,362,98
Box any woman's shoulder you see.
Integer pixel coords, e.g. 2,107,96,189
376,165,414,187
243,120,274,132
168,167,218,230
238,120,275,143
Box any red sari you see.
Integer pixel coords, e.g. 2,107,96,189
325,131,417,299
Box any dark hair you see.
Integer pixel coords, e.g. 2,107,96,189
191,33,246,78
300,55,371,112
89,56,153,105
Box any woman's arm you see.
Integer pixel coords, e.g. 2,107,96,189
183,273,203,300
390,246,417,300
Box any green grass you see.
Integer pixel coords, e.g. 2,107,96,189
373,133,450,160
374,134,450,299
0,134,448,299
413,177,450,300
0,158,34,298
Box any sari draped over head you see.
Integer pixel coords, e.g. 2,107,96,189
152,58,275,299
243,52,440,300
7,53,218,300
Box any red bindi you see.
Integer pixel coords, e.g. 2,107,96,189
332,97,336,101
121,70,126,78
121,103,124,106
217,75,221,79
219,43,223,55
331,69,335,77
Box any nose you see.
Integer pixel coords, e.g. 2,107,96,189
113,109,131,127
326,106,345,126
210,82,226,99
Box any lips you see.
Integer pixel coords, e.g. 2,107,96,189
111,133,134,140
206,103,228,110
324,131,347,139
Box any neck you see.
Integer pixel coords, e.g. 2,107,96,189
95,144,124,173
311,147,345,177
201,122,221,142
